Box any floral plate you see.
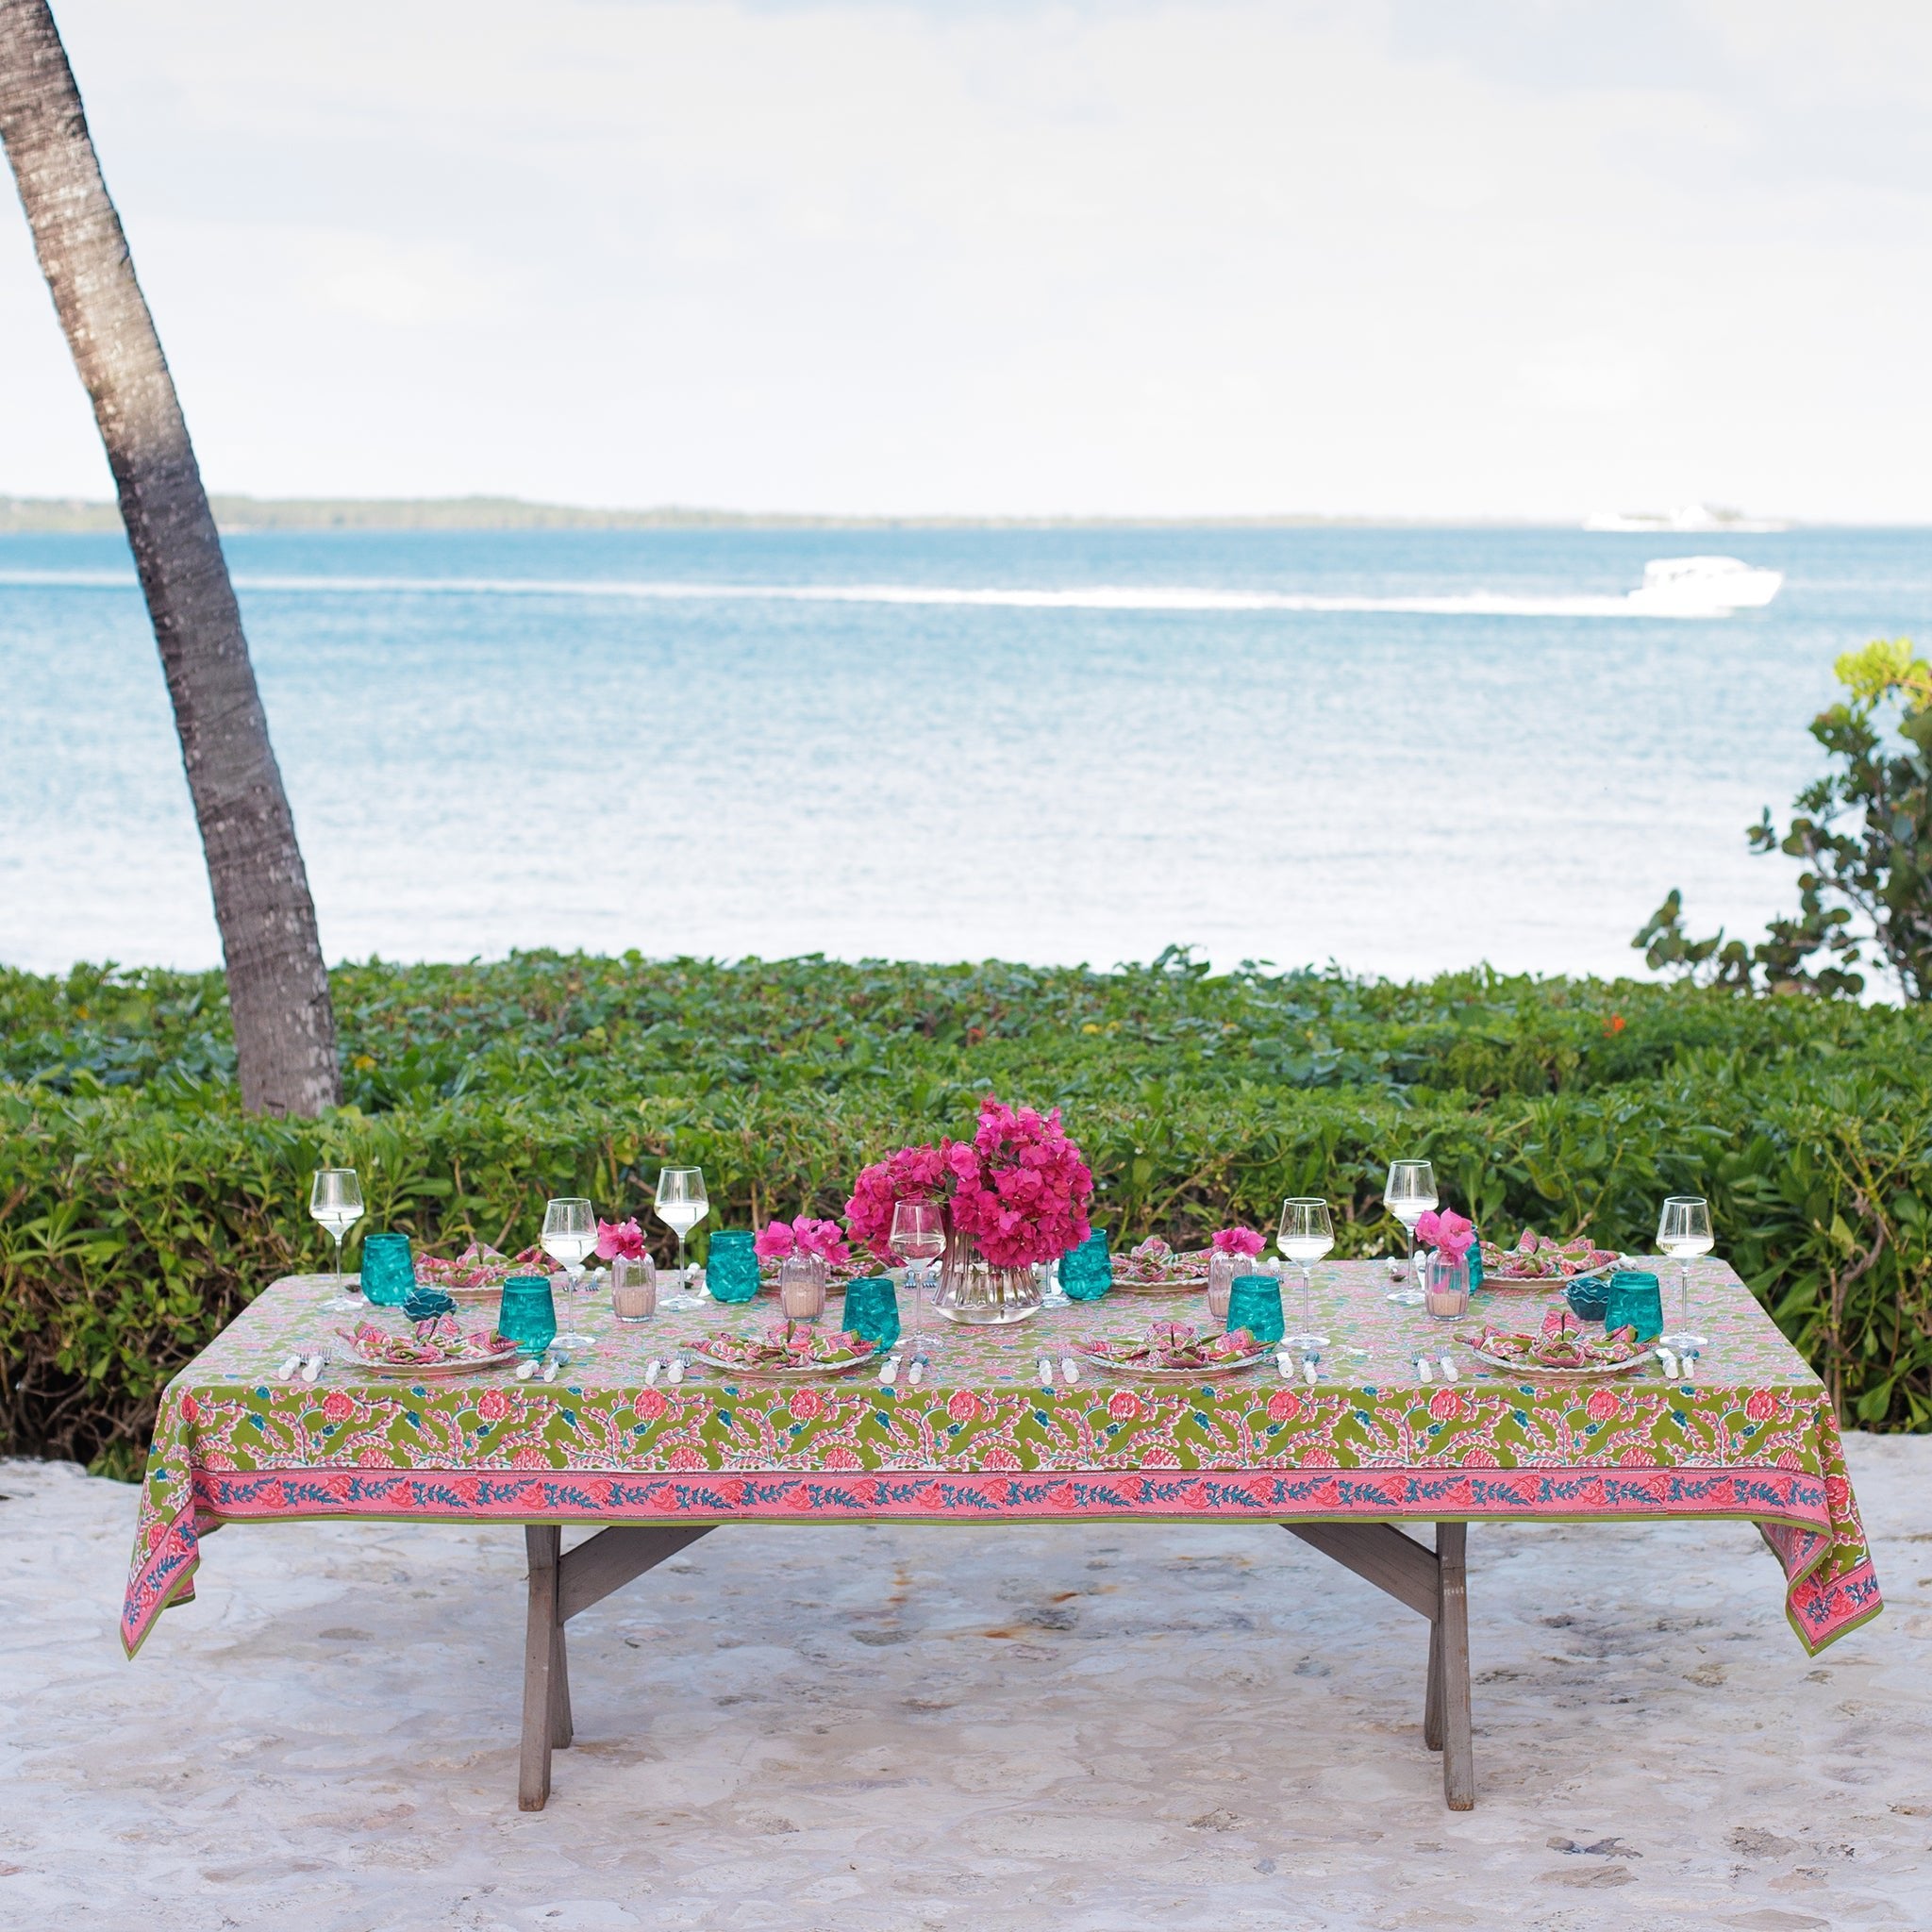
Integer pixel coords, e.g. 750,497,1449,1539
1479,1254,1624,1291
1459,1343,1649,1379
342,1344,525,1378
1072,1343,1274,1379
686,1342,882,1380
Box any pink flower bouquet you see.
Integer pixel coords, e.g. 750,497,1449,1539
1211,1226,1266,1257
595,1218,646,1262
755,1216,853,1267
844,1094,1093,1270
1414,1208,1474,1262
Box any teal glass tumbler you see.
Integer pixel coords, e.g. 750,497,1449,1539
497,1273,557,1357
1603,1270,1663,1344
1467,1233,1484,1293
1225,1274,1285,1348
1059,1229,1112,1302
842,1275,901,1351
707,1231,760,1304
360,1231,415,1307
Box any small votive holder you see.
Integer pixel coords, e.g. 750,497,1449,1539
778,1256,825,1322
611,1254,658,1322
498,1273,558,1358
1422,1252,1471,1319
842,1275,901,1351
360,1232,415,1307
1060,1229,1112,1303
1206,1250,1239,1320
706,1231,760,1304
1225,1274,1285,1348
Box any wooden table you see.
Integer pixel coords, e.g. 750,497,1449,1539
124,1262,1882,1812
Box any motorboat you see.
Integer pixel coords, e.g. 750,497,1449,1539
1625,555,1783,613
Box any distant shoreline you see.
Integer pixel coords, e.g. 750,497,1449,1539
0,493,1834,536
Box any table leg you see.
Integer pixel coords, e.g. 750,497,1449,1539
521,1524,563,1811
1436,1522,1474,1810
1424,1613,1444,1753
550,1618,574,1749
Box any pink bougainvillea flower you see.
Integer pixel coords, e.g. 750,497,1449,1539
1415,1208,1474,1261
594,1218,646,1262
754,1221,798,1260
1211,1226,1266,1257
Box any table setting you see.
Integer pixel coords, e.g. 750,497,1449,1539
123,1104,1884,1814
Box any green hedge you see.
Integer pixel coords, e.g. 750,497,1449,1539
3,952,1928,1474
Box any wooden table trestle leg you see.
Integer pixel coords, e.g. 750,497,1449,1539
518,1523,717,1811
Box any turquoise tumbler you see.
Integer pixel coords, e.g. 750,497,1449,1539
1604,1270,1663,1344
1060,1229,1113,1302
360,1231,415,1307
498,1274,558,1357
1225,1274,1285,1348
842,1275,901,1351
707,1231,760,1304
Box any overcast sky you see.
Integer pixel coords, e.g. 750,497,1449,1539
4,0,1930,520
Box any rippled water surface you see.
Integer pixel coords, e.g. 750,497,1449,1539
3,525,1927,978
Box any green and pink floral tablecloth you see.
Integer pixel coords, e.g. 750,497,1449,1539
124,1260,1881,1657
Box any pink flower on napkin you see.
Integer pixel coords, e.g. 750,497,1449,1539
595,1218,646,1262
1414,1208,1474,1261
1211,1226,1266,1257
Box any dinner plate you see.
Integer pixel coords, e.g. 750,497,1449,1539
685,1343,882,1380
1478,1253,1624,1291
1071,1344,1274,1380
334,1342,524,1378
1106,1276,1206,1296
1461,1343,1649,1378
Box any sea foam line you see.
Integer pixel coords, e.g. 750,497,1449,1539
0,568,1733,618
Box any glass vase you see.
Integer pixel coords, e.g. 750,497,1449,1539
1422,1251,1471,1319
1206,1250,1239,1320
933,1228,1043,1325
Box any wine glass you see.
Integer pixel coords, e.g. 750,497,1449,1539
889,1199,944,1362
1278,1197,1335,1353
654,1168,709,1308
1656,1195,1713,1355
541,1196,598,1347
1383,1158,1438,1302
309,1169,363,1305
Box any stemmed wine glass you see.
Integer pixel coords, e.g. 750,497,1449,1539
309,1169,364,1307
542,1196,599,1347
654,1168,709,1309
1383,1159,1438,1304
1278,1197,1335,1354
1656,1195,1713,1356
889,1200,944,1365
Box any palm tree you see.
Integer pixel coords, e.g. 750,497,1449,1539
0,0,339,1113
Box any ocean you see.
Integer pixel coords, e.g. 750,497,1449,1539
2,524,1927,983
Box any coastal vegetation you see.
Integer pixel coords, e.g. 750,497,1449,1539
1638,639,1931,1000
4,950,1928,1472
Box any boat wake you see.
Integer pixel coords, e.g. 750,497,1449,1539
0,557,1782,618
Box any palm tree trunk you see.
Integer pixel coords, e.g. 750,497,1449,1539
0,0,339,1114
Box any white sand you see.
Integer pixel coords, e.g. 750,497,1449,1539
1,1437,1927,1931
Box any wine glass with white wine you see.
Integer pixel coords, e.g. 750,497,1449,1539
309,1168,364,1307
889,1198,945,1366
542,1196,599,1348
1382,1158,1438,1305
1656,1195,1712,1356
654,1168,709,1310
1278,1197,1335,1354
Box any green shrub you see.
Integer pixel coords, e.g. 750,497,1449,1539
3,951,1927,1473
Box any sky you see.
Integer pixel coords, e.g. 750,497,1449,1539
4,0,1932,521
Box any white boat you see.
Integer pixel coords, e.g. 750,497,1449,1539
1624,555,1783,614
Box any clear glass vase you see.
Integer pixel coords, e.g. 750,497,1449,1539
1422,1251,1471,1319
933,1229,1043,1325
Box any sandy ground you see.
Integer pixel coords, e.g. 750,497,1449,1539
0,1440,1927,1932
